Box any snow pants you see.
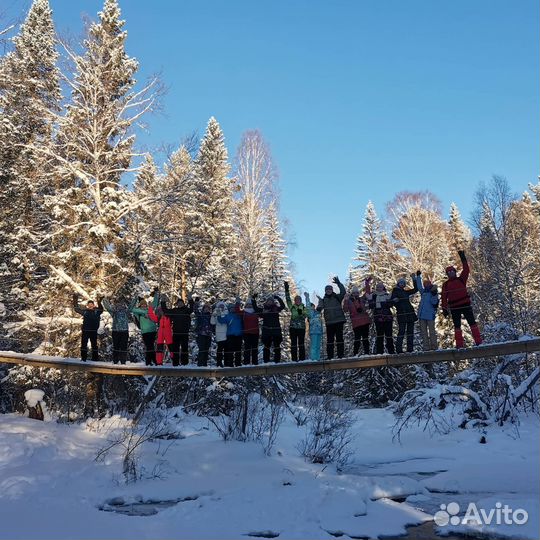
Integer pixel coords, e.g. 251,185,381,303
289,327,306,361
309,333,322,361
197,334,211,367
81,330,99,362
243,333,259,365
374,320,395,354
112,330,128,364
226,335,242,367
141,331,156,365
353,324,370,356
326,322,345,359
216,340,226,367
419,320,437,351
171,333,189,366
396,320,415,353
262,334,283,363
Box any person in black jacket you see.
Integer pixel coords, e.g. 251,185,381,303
73,294,103,362
161,294,195,366
390,274,418,353
252,293,286,363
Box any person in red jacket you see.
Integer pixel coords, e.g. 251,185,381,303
242,297,260,365
148,297,173,366
441,250,482,348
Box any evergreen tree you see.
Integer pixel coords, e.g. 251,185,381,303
0,0,60,350
35,0,157,354
352,201,381,284
187,117,235,298
262,201,289,295
447,202,472,267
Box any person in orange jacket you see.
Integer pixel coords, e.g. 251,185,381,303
441,250,482,348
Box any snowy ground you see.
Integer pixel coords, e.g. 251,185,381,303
0,407,538,540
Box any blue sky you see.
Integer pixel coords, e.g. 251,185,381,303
5,0,539,293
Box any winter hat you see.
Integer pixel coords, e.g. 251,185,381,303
375,282,386,292
445,265,457,275
397,277,406,287
325,285,334,294
351,286,360,295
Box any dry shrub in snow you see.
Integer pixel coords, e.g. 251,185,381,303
297,396,354,467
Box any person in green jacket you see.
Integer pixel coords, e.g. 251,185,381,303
131,289,159,365
284,281,307,361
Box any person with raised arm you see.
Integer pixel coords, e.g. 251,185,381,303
195,302,213,367
415,271,439,351
102,295,138,364
441,250,482,348
160,293,195,366
344,277,372,356
252,293,286,363
304,292,323,360
131,288,159,365
317,276,346,359
147,290,173,366
366,282,395,355
218,298,244,367
390,274,419,354
284,281,307,361
72,294,103,362
211,301,228,367
242,297,260,365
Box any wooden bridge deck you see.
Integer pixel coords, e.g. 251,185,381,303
1,338,539,378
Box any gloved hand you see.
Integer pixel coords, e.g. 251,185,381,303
284,281,289,290
416,270,422,276
431,285,438,295
252,292,258,299
332,276,340,284
458,250,466,262
442,308,449,318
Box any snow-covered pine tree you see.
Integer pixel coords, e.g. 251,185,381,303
131,147,194,299
447,202,472,266
34,0,157,355
351,201,381,285
0,0,60,350
232,130,279,297
261,201,289,296
187,117,235,299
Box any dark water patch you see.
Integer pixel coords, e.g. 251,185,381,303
98,494,199,516
244,531,280,538
381,520,499,540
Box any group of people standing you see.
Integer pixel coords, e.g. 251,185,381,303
72,250,482,366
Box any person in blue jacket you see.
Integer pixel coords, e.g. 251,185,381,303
304,292,323,360
415,270,439,351
218,299,244,367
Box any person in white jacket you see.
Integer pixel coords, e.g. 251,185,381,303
211,301,228,367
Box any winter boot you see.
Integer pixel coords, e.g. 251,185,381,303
454,328,465,349
155,352,164,366
470,324,483,346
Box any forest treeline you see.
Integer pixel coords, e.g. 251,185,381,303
1,0,539,427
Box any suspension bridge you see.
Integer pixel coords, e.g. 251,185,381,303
1,338,539,378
